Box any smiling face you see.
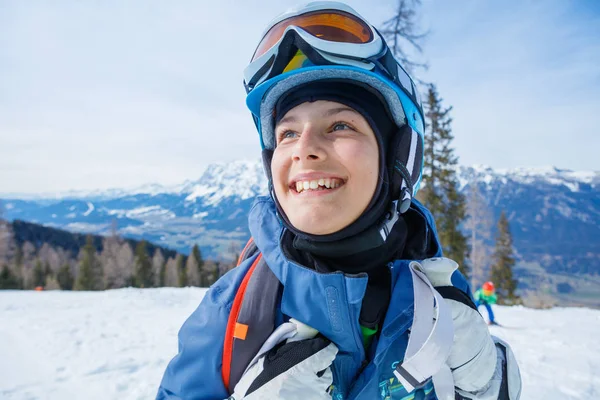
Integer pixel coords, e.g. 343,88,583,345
271,100,379,235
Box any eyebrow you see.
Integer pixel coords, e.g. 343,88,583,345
277,106,359,125
322,106,358,118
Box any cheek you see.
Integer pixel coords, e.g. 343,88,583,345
337,141,379,188
270,148,290,193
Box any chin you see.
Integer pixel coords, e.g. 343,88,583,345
289,213,342,235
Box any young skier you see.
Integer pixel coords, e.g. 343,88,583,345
475,281,499,325
157,2,521,399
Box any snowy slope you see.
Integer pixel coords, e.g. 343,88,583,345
1,289,599,400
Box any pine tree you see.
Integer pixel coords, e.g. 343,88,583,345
417,85,445,220
13,245,23,288
33,259,46,287
57,264,74,290
440,177,469,275
0,265,20,289
178,253,187,287
75,235,103,290
134,240,153,288
44,275,61,290
418,84,469,276
490,211,520,305
20,241,36,290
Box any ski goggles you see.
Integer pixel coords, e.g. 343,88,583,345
243,4,422,112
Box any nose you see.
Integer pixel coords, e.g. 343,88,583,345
292,125,327,163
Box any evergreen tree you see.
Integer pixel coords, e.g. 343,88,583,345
178,253,187,287
440,176,469,275
44,275,61,290
57,264,74,290
490,211,520,304
418,84,447,218
418,84,469,276
134,240,153,288
13,245,23,288
75,235,103,290
33,259,46,287
0,265,20,289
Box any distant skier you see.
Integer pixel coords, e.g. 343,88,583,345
475,281,499,325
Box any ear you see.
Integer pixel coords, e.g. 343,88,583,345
387,125,423,202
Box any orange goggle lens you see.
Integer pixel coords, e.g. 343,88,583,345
252,10,373,62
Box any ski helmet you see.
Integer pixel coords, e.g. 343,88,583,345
244,1,425,212
483,281,495,292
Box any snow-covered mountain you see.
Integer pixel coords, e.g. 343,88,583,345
2,160,268,258
2,160,599,305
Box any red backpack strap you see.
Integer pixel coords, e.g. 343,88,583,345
221,238,282,394
236,237,257,267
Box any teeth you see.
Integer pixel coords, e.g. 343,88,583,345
295,178,342,193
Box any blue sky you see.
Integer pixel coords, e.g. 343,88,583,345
1,0,599,194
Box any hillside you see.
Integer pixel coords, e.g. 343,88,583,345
9,219,179,261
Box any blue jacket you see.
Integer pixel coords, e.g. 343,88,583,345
157,196,472,399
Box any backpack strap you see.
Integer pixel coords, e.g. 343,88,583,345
222,238,282,394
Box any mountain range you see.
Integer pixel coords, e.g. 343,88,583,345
2,160,599,306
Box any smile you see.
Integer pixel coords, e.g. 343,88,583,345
291,178,344,194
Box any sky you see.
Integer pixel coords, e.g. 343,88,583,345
1,0,599,194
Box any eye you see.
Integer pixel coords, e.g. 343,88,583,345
278,130,298,142
331,122,353,132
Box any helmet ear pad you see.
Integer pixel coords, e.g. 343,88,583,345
262,149,274,190
386,124,423,206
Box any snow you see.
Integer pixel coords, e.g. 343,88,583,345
192,211,209,219
1,289,599,400
184,159,268,205
459,165,599,194
83,202,95,217
126,206,175,219
0,288,205,400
